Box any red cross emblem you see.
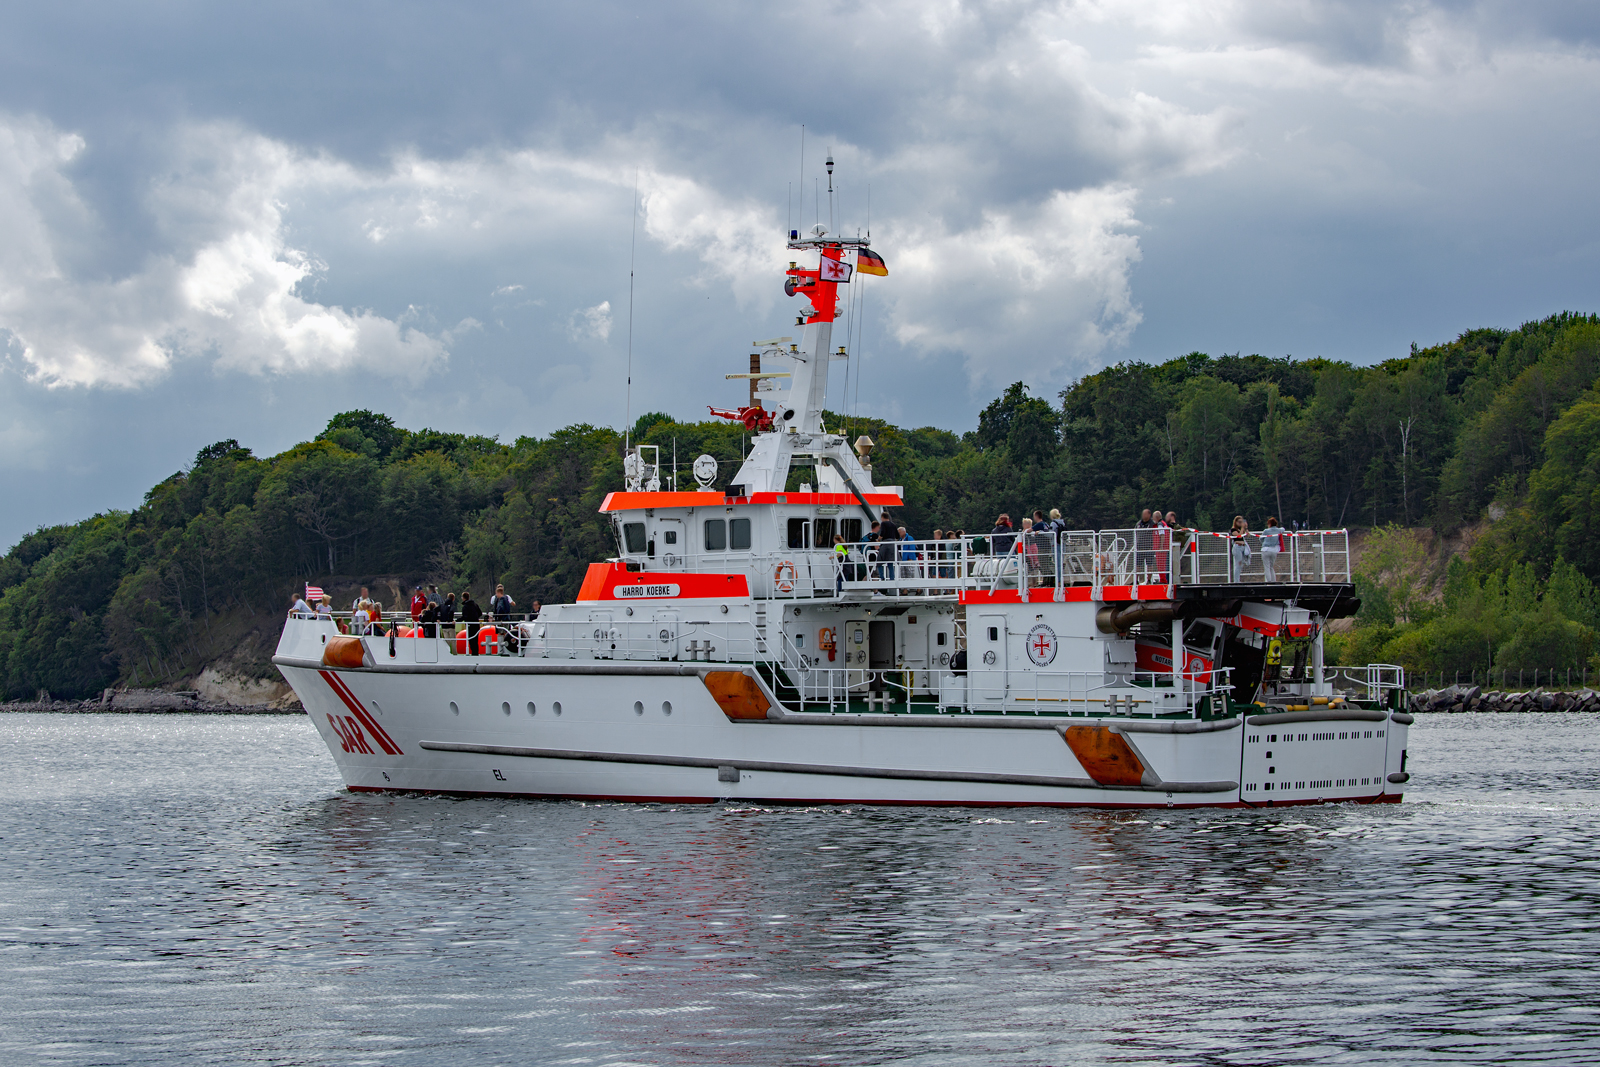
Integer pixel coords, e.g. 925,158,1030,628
1025,623,1057,666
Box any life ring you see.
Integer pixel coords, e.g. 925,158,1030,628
774,560,797,593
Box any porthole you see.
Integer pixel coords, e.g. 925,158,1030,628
552,701,563,716
502,701,512,716
633,700,645,715
662,701,673,716
449,701,460,716
527,701,537,715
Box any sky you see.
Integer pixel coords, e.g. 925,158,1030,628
3,1,1599,548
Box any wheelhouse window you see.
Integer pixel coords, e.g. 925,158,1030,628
623,522,647,554
813,519,836,546
841,518,862,542
730,518,752,550
704,519,726,551
787,518,808,549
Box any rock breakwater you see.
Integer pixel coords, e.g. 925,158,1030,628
1408,684,1600,713
2,687,301,714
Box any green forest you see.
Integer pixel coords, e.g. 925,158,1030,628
6,310,1600,700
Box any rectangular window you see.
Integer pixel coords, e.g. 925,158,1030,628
787,518,808,548
704,519,726,551
730,517,751,550
842,518,862,542
936,632,947,646
814,519,836,546
988,626,999,641
623,522,647,554
664,529,677,545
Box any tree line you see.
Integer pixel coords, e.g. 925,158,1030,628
4,311,1600,700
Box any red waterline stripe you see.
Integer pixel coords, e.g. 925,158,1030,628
319,670,403,755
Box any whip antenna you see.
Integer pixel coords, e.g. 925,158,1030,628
625,171,638,450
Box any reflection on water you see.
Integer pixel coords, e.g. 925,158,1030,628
2,713,1598,1065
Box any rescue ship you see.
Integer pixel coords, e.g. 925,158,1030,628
273,216,1412,807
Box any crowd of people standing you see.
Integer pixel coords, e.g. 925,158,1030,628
289,581,544,653
826,507,1308,589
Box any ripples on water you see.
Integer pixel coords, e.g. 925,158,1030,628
1,713,1597,1065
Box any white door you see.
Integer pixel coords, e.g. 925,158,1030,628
657,519,685,569
972,613,1008,707
590,611,614,660
655,611,680,661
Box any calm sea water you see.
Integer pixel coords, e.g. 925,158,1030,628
1,713,1598,1066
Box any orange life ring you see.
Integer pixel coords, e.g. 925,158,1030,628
774,560,797,593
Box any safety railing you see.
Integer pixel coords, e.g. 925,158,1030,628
741,528,1351,598
285,608,1256,718
1329,663,1406,701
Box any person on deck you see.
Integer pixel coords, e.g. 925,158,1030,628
439,592,457,640
1152,511,1172,583
861,521,880,582
351,586,369,613
290,593,312,618
1260,516,1288,582
877,521,899,583
1136,509,1156,580
990,514,1015,555
461,593,484,654
833,535,850,595
410,586,428,624
418,599,439,639
317,596,334,620
490,584,517,653
1229,516,1252,582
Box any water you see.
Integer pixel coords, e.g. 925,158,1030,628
2,713,1598,1066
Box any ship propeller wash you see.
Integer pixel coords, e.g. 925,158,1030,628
275,212,1411,807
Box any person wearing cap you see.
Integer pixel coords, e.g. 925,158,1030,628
410,586,428,624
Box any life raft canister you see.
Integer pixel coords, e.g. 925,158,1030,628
818,626,837,661
455,627,500,655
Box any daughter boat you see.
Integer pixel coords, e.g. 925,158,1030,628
274,224,1411,807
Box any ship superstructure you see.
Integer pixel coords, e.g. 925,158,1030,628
274,214,1411,807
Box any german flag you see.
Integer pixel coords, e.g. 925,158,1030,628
856,247,888,276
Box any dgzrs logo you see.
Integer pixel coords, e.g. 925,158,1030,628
328,713,374,753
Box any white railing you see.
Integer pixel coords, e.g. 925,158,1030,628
1329,663,1406,701
295,610,1238,717
735,528,1351,598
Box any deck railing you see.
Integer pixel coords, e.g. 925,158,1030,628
291,610,1240,716
719,527,1351,599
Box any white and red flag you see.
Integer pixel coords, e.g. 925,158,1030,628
306,585,325,601
819,257,853,283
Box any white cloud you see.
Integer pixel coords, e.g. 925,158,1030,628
568,300,613,342
884,184,1143,390
0,116,445,389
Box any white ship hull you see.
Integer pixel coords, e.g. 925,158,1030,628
276,622,1409,808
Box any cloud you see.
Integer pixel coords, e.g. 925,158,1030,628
884,184,1143,390
568,300,612,342
0,116,445,389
